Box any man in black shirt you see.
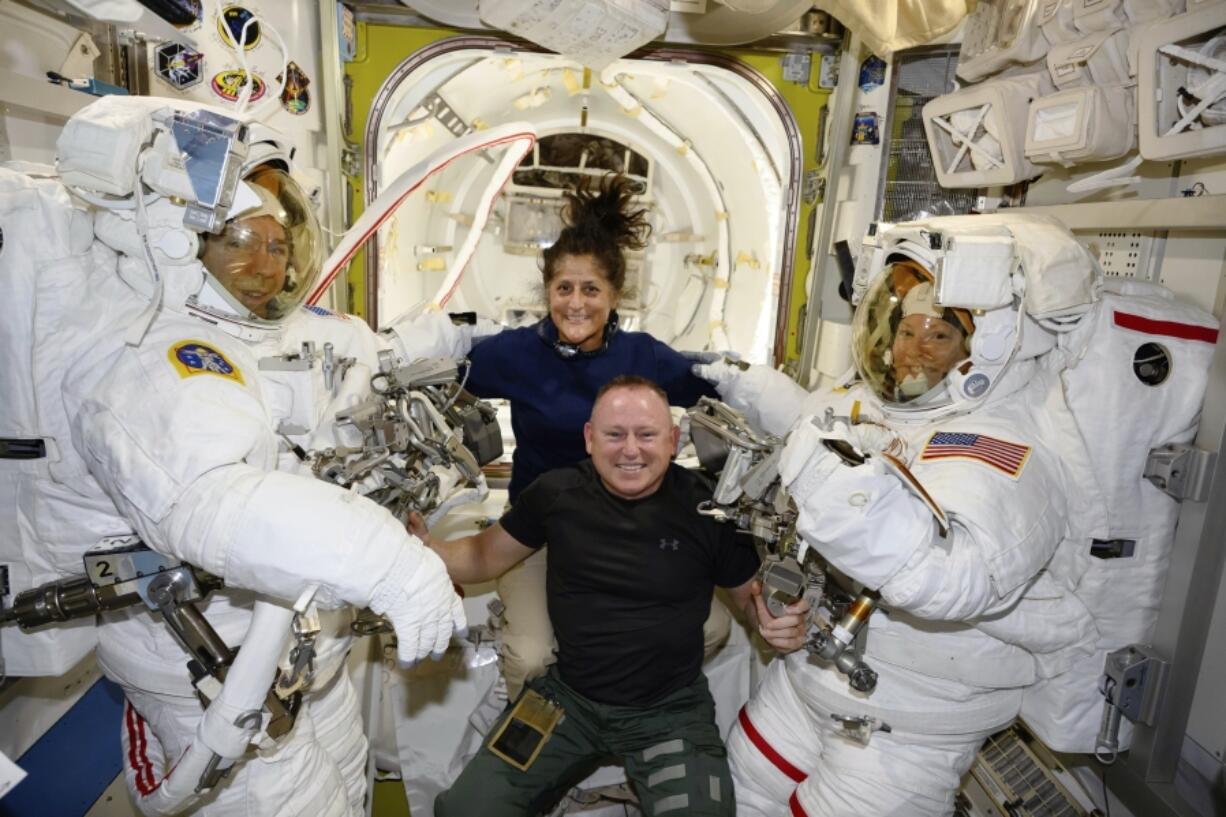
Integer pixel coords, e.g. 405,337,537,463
424,375,808,817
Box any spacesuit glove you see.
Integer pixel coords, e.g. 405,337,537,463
846,421,909,461
368,543,467,666
689,359,807,432
688,355,739,389
465,316,503,347
681,349,741,366
802,417,909,462
383,310,501,360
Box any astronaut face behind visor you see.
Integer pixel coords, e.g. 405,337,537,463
852,259,975,408
198,166,322,323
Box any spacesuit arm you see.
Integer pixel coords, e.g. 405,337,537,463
792,463,1035,620
72,359,464,665
689,358,810,435
381,310,502,361
783,420,1053,623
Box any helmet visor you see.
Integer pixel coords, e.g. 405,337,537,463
199,167,322,322
852,260,974,407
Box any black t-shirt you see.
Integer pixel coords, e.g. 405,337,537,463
500,460,759,706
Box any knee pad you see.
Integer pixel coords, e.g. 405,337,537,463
637,748,734,817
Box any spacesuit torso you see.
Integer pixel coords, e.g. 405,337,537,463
58,295,392,699
776,363,1099,732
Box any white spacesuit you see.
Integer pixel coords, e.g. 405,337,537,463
0,95,494,816
695,215,1109,816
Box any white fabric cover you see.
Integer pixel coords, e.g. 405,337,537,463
0,167,112,675
1022,279,1219,752
814,0,975,57
917,214,1101,321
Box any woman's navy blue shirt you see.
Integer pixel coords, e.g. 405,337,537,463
464,320,717,501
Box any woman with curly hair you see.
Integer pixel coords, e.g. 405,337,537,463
460,173,729,700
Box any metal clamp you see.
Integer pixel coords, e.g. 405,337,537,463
1095,644,1169,764
829,713,891,746
1144,443,1215,502
275,608,321,698
807,592,879,693
351,608,394,636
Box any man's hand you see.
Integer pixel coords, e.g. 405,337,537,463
407,510,433,548
407,510,466,600
750,580,809,654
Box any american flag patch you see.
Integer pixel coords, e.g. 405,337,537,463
305,304,347,320
920,431,1032,479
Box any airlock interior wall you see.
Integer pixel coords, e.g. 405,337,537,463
344,20,830,365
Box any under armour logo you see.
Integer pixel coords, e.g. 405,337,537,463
659,538,680,551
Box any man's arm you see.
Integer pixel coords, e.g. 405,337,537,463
728,579,809,654
408,514,536,584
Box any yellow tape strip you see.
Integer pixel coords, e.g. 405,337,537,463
562,68,580,96
715,211,729,221
712,278,730,289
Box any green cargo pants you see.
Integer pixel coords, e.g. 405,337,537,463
435,667,734,817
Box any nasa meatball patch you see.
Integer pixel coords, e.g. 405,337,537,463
919,431,1031,479
168,340,245,385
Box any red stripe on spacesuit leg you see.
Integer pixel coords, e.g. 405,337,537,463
1113,311,1219,344
125,702,157,796
738,706,807,783
789,790,810,816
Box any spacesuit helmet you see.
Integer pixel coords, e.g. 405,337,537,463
196,165,323,323
852,258,975,409
54,96,324,335
850,214,1102,420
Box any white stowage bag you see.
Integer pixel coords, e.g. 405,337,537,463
1022,278,1219,753
0,165,119,675
0,166,107,672
814,0,975,57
